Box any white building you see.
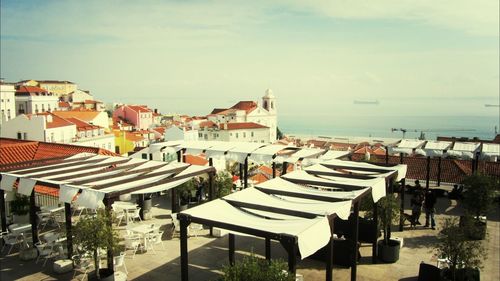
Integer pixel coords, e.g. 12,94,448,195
198,122,270,143
0,83,16,126
15,86,59,115
0,112,114,150
69,89,93,103
207,89,277,142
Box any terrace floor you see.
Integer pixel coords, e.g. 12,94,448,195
1,188,499,281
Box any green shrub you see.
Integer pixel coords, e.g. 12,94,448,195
215,171,233,198
219,253,294,281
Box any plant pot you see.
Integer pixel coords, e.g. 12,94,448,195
442,267,480,281
179,204,188,211
90,268,115,281
377,239,400,263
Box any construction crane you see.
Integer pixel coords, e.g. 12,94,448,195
390,128,476,140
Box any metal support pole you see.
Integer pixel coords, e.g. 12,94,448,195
239,163,243,182
399,153,404,164
387,180,393,239
138,194,145,220
0,189,7,232
372,201,378,264
229,233,235,266
399,178,406,232
29,191,38,244
284,237,297,275
425,156,430,190
64,203,73,258
282,162,289,175
177,150,182,163
171,188,178,213
351,201,360,281
180,215,189,281
243,157,248,189
104,198,114,272
475,152,480,174
437,157,442,186
326,221,335,281
265,238,271,260
208,167,214,236
272,162,276,178
385,146,389,164
182,149,186,163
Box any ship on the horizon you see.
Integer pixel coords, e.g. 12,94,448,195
484,104,500,107
353,99,380,105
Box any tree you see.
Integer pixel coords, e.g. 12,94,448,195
435,217,486,281
462,174,496,220
215,171,233,198
219,253,294,281
276,127,284,140
377,194,400,244
73,209,121,280
177,179,197,206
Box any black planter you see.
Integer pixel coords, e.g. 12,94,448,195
89,269,114,281
377,239,400,263
309,239,360,267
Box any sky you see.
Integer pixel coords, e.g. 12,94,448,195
1,0,499,122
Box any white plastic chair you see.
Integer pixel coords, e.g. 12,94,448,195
131,208,142,223
189,223,204,237
171,213,181,237
35,242,54,266
37,212,51,231
124,234,141,259
1,233,24,255
113,252,128,274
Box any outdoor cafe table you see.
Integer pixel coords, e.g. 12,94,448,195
129,224,157,250
8,223,31,235
113,202,138,224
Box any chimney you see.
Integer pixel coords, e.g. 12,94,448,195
154,108,158,114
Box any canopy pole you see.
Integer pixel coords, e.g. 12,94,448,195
351,201,360,281
29,190,38,244
372,201,378,264
272,162,276,178
399,153,403,164
425,156,430,191
177,150,182,162
208,162,214,236
229,233,235,266
387,180,393,239
239,163,243,184
0,189,7,232
474,151,480,174
179,214,190,281
243,157,248,189
104,198,114,273
64,203,73,259
399,178,406,232
283,235,297,275
138,194,145,220
437,157,442,186
171,188,178,214
182,148,187,163
326,220,335,281
265,238,271,260
385,146,389,164
282,162,289,175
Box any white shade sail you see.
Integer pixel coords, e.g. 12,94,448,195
482,143,500,157
320,159,407,181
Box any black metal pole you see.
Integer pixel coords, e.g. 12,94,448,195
229,233,235,266
272,162,276,178
351,201,360,281
475,152,480,174
399,153,404,164
387,180,393,239
0,189,7,232
239,163,243,183
64,203,73,258
244,157,248,189
180,215,189,281
385,146,389,164
399,178,406,232
437,157,442,186
372,201,378,264
282,162,289,175
284,236,297,275
29,191,38,244
425,156,430,190
171,188,178,214
103,198,114,273
177,150,182,163
138,193,145,220
326,220,335,281
208,165,214,236
265,238,271,260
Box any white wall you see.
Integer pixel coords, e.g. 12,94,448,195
0,84,16,125
227,128,270,143
73,134,115,151
164,126,184,141
70,89,93,102
46,125,77,143
0,114,46,141
15,95,59,115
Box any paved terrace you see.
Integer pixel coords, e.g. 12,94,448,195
1,191,499,281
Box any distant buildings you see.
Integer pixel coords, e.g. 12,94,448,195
15,86,59,115
0,82,16,125
17,79,77,99
113,105,154,131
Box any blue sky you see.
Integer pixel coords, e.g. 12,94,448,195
1,0,499,119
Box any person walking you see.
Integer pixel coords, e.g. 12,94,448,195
410,186,424,225
424,189,437,229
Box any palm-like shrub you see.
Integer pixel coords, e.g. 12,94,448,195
219,253,294,281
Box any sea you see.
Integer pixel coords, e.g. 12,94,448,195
278,114,499,141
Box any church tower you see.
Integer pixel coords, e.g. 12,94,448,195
262,88,277,141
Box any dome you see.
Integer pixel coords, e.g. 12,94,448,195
263,88,275,98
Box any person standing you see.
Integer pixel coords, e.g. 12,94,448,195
410,186,424,225
424,189,437,229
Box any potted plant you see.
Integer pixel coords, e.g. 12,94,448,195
215,171,233,198
10,194,30,223
376,193,401,263
177,179,196,211
460,174,496,240
73,209,121,280
219,253,294,281
435,217,485,281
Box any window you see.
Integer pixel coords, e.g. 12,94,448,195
251,132,254,137
41,104,45,112
243,132,246,138
17,132,22,140
50,132,55,142
199,133,203,138
235,133,239,138
23,133,27,140
142,153,148,159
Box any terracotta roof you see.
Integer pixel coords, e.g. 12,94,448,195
0,138,116,168
52,110,100,121
33,112,74,129
251,173,270,184
211,108,228,114
307,140,327,148
353,146,373,154
127,105,152,113
125,132,144,142
65,117,101,131
199,121,217,128
372,147,386,156
220,122,268,130
36,80,75,84
58,101,71,108
258,165,280,177
230,101,257,114
184,154,208,166
16,86,49,94
152,127,166,134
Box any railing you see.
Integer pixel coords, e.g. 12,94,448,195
35,193,59,207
